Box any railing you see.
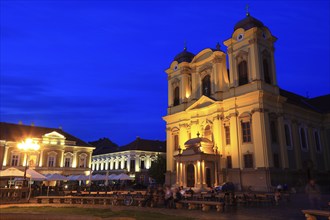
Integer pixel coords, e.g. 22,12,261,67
0,188,29,203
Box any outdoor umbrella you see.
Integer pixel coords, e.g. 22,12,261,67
73,174,89,181
108,174,117,180
66,175,77,181
0,167,31,178
113,173,133,181
46,173,67,196
92,174,106,181
26,169,46,181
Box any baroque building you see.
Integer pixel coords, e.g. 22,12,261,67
163,13,330,191
91,137,166,185
0,122,94,176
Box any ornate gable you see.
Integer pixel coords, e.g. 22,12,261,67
185,95,216,111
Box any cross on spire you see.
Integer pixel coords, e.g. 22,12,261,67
246,4,250,16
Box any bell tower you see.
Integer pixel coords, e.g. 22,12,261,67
165,46,195,114
224,12,278,88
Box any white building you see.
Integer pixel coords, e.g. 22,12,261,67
91,137,166,184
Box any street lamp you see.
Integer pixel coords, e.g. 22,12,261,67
17,138,40,187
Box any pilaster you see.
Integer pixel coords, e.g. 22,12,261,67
277,115,289,168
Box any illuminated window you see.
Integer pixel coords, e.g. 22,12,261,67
79,153,87,168
299,127,308,151
284,124,293,149
243,154,253,168
64,152,73,168
173,86,180,106
263,59,271,84
64,158,71,167
225,126,230,145
241,121,251,143
48,156,55,167
11,154,19,166
47,151,57,167
202,75,211,97
238,60,248,85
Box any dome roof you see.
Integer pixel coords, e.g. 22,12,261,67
174,47,195,64
184,137,212,148
234,14,264,31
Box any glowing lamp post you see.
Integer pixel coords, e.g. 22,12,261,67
17,138,40,187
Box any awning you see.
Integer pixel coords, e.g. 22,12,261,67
0,167,31,178
26,169,46,181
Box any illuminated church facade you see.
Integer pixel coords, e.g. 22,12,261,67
163,13,330,191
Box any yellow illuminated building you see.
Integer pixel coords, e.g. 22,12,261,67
0,122,95,176
163,13,330,191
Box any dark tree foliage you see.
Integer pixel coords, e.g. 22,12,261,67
148,155,166,184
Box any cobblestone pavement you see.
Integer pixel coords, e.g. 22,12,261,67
0,193,329,220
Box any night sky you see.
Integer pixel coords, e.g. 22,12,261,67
1,1,329,146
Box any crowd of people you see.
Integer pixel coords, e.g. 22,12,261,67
142,185,191,208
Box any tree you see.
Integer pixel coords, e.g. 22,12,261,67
148,155,166,184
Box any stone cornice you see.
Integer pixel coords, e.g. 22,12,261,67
251,108,264,114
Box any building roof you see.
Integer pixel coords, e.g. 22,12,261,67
184,137,212,148
174,47,195,63
91,137,166,155
280,89,330,113
120,137,166,152
0,122,92,147
234,14,264,31
89,138,119,155
308,94,330,113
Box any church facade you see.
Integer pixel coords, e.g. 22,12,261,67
163,13,330,192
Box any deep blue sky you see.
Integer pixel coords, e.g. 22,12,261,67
1,1,329,146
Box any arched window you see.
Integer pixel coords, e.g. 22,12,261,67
202,75,211,97
263,59,271,84
284,124,293,149
204,125,212,141
78,153,87,168
64,152,73,168
314,130,322,153
47,151,57,167
224,125,230,145
238,60,248,85
241,121,251,143
300,127,308,151
174,134,179,151
270,120,278,143
173,86,180,106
